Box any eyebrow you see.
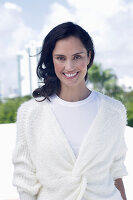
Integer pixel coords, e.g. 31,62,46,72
54,52,85,56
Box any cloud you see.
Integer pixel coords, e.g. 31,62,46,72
39,2,76,40
40,0,133,81
118,76,133,90
4,1,22,12
0,2,37,58
0,2,37,97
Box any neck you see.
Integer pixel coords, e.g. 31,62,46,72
57,82,92,102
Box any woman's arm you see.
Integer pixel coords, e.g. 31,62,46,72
12,102,42,200
114,178,127,200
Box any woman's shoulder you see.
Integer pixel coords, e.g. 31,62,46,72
96,90,125,109
96,91,127,124
96,90,126,115
17,97,48,114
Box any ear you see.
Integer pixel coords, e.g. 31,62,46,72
87,51,91,65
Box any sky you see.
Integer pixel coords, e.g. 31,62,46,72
0,0,133,97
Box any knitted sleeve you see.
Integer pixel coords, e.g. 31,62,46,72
110,102,128,181
12,101,42,200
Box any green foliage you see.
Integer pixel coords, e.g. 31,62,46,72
88,63,118,92
88,63,133,127
122,91,133,127
0,95,32,124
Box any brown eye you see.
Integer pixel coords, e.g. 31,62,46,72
74,55,81,60
57,56,65,61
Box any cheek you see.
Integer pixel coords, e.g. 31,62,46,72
78,60,88,71
53,61,64,73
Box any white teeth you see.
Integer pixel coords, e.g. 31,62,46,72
64,72,77,77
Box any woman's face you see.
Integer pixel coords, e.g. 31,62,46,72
52,36,91,89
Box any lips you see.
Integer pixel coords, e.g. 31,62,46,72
63,72,79,79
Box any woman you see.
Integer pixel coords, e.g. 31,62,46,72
12,22,128,200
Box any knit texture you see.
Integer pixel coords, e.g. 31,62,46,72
12,91,128,200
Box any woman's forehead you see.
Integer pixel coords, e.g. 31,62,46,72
53,36,86,55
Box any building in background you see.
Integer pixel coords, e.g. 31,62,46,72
17,40,42,97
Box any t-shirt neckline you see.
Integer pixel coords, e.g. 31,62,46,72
49,90,96,107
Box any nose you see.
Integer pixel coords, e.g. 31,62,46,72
65,59,75,71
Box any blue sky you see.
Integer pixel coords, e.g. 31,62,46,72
0,0,133,97
0,0,131,30
0,0,70,29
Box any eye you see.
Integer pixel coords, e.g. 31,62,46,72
73,55,82,60
56,56,65,61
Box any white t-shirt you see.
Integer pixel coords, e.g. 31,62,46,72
49,90,100,158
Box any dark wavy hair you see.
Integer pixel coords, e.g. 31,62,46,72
32,21,95,102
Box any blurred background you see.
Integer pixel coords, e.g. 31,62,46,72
0,0,133,199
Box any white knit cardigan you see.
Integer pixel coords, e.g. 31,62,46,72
12,91,128,200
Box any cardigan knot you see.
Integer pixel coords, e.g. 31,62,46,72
70,174,88,200
77,175,87,200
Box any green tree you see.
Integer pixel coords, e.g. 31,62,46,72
88,63,133,127
122,91,133,127
88,64,117,92
0,95,32,124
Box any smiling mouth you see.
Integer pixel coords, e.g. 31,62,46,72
63,72,79,79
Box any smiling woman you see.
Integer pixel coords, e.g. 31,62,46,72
12,22,128,200
52,36,91,99
32,21,95,101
